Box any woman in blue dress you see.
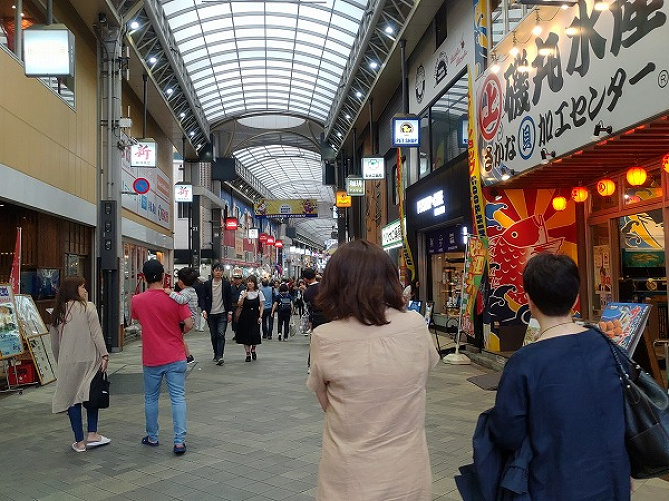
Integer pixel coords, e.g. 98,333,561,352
489,253,630,500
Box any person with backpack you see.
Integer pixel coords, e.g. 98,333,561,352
271,283,294,341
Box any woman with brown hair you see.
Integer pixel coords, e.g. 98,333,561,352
307,240,440,500
50,276,110,452
235,275,264,361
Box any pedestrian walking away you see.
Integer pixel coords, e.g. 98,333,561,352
50,276,110,453
132,259,193,455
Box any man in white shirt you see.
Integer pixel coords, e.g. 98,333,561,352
201,263,232,365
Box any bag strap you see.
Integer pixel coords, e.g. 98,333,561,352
589,323,640,383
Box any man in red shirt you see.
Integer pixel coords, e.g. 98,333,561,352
132,260,193,455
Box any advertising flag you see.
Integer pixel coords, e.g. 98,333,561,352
460,235,488,336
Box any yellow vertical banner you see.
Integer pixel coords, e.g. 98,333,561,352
468,67,487,240
396,148,416,281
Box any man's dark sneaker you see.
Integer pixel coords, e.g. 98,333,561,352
186,355,195,364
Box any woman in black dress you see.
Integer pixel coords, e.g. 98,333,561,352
235,275,264,362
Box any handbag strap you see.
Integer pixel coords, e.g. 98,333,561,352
589,323,640,383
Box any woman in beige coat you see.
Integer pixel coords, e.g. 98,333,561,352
50,276,110,452
307,240,440,500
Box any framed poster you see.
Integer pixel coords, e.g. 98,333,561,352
27,334,56,385
15,294,48,338
0,284,24,360
599,303,652,354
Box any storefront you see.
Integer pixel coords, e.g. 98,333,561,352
473,2,669,360
405,157,471,322
0,202,93,321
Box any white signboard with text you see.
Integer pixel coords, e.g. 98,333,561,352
121,135,171,229
474,1,669,183
131,140,157,167
362,157,385,179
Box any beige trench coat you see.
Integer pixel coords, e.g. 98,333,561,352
50,301,108,413
307,308,440,501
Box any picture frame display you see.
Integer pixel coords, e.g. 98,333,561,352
27,334,56,385
0,284,25,360
15,294,48,338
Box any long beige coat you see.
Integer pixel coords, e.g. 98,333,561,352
50,301,108,413
307,308,440,501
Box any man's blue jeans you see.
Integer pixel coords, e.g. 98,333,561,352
261,309,274,338
143,361,187,445
207,313,227,359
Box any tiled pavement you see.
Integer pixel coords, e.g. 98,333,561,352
1,322,668,500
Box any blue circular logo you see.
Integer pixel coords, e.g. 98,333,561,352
518,116,536,160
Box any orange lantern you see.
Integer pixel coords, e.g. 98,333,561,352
663,153,669,173
552,196,568,211
571,186,589,202
626,166,647,186
597,178,616,197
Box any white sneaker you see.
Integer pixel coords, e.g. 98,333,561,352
307,368,311,374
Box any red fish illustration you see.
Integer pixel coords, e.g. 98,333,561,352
488,215,564,307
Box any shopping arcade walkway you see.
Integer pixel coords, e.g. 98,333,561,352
1,327,667,500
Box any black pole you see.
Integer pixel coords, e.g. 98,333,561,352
400,39,409,114
142,73,148,139
368,98,375,155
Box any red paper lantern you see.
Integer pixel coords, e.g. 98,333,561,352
662,153,669,173
552,196,568,212
274,239,283,248
259,233,269,242
626,166,647,186
266,236,275,246
596,178,616,197
571,186,589,202
224,217,239,230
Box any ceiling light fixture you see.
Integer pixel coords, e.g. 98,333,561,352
129,20,140,30
531,10,542,36
165,88,174,95
148,56,157,64
370,61,378,69
355,91,363,99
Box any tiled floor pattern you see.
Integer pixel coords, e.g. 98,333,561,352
1,322,667,500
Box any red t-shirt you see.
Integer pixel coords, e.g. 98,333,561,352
131,289,192,366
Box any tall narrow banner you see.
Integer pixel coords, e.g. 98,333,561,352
472,0,488,78
9,227,21,294
460,235,488,336
467,67,487,240
396,149,416,281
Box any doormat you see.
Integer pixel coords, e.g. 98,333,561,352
467,372,502,391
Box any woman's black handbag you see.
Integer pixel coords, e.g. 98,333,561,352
84,371,110,409
600,330,669,479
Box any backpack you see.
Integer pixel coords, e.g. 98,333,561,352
278,293,292,314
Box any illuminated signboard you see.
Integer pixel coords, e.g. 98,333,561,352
23,25,75,77
131,140,157,167
391,116,420,147
174,184,193,203
346,176,365,196
362,157,385,179
336,191,351,208
416,189,445,217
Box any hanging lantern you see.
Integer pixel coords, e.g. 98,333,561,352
626,166,647,186
571,186,589,202
552,195,568,212
662,153,669,173
274,239,283,248
224,217,239,230
259,232,269,243
596,178,616,197
266,236,275,246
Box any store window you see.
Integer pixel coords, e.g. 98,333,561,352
0,1,75,107
430,71,468,170
419,112,430,180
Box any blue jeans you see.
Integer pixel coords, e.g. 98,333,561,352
67,403,99,442
207,313,227,359
143,361,187,445
261,309,274,338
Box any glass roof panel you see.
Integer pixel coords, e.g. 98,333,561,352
159,0,371,240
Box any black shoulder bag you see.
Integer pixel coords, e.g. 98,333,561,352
599,329,669,479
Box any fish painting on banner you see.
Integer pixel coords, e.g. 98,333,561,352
484,188,578,349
